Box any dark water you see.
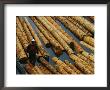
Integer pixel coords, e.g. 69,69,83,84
16,17,93,74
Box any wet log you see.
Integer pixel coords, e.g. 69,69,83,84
71,16,94,34
39,57,59,74
16,36,27,60
69,54,94,74
55,16,94,47
18,17,33,43
37,29,50,47
52,57,76,74
36,16,74,55
16,27,29,49
77,53,94,68
30,16,63,52
25,63,38,74
33,66,43,74
16,17,29,43
64,60,82,74
37,64,52,74
81,50,94,62
55,65,68,74
80,41,94,52
66,16,93,37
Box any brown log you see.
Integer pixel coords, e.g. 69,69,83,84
16,27,29,49
33,66,43,74
30,16,63,52
69,54,94,74
52,57,76,74
37,29,50,47
64,60,82,74
16,36,27,60
80,41,94,52
66,16,93,37
36,16,74,55
18,17,33,43
39,57,59,74
71,16,94,33
37,64,52,74
16,17,29,43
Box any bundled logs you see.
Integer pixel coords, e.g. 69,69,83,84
16,16,94,74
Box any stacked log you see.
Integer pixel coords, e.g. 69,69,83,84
80,41,94,52
71,16,94,34
64,60,82,74
37,64,52,74
18,17,33,43
66,16,93,37
55,16,94,47
36,16,74,55
16,17,29,43
30,16,63,55
16,36,27,60
38,57,59,74
52,57,76,74
16,27,29,50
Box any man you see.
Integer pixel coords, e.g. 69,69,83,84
26,39,41,66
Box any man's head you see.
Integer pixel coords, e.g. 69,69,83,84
31,39,36,44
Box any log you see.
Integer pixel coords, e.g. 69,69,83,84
30,16,63,52
52,57,76,74
77,53,94,68
81,51,94,62
33,66,43,74
71,16,94,34
37,63,52,74
55,65,68,74
69,54,94,74
16,27,29,49
66,16,93,37
16,36,27,60
37,29,50,47
18,16,33,43
25,63,38,74
80,41,94,52
36,16,74,55
64,60,82,74
16,17,29,43
39,57,59,74
55,16,94,47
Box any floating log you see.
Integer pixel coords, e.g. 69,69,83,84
66,16,93,37
71,16,94,34
45,16,73,45
37,29,50,47
81,51,94,62
37,63,52,74
55,65,68,74
36,16,74,55
52,57,76,74
18,16,33,43
39,57,59,74
25,63,38,74
16,27,29,49
16,17,29,43
64,60,82,74
30,16,63,52
80,41,94,52
16,36,27,60
55,16,94,47
69,54,94,74
33,66,43,74
77,53,94,68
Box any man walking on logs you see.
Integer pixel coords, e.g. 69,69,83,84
26,39,41,66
